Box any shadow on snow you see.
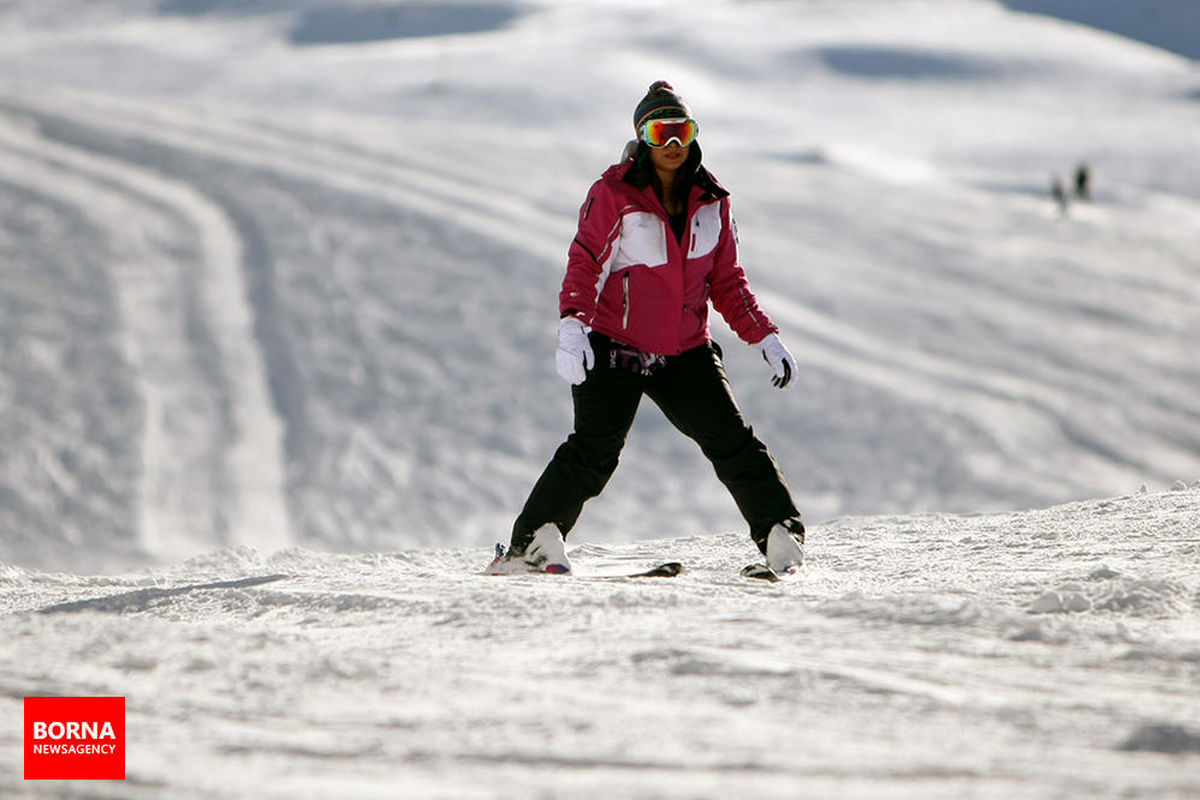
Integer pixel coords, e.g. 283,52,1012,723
158,1,522,45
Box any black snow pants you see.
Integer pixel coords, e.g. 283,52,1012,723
512,334,799,553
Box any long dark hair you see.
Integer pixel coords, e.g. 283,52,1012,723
625,140,703,212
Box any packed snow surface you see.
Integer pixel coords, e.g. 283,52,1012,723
3,488,1200,798
1,0,1199,796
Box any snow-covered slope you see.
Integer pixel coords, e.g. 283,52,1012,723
2,486,1198,798
1,1,1199,795
1,0,1199,568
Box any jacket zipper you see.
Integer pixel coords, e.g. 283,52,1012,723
622,273,631,328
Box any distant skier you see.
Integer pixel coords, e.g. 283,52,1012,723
1050,176,1069,216
489,81,806,576
1074,163,1091,201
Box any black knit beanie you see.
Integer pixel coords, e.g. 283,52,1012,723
633,80,691,133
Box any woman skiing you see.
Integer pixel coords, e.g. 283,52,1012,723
489,81,806,576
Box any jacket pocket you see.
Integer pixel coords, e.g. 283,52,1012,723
622,273,631,329
688,203,722,257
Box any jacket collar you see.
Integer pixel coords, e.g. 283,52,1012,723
605,158,730,205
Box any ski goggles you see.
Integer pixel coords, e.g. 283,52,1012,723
638,117,699,148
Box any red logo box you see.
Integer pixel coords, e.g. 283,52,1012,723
24,696,125,780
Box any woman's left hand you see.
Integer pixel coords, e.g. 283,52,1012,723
759,333,796,389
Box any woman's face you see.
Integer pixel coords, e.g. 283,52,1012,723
649,142,689,175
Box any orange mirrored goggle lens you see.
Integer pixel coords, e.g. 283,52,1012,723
639,117,699,148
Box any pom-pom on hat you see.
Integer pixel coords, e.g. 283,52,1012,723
633,80,691,133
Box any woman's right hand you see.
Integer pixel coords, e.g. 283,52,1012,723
556,317,595,385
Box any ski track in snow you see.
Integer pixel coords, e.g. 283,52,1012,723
1,489,1198,798
0,89,588,558
0,112,290,563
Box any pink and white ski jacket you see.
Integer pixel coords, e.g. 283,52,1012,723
560,160,778,356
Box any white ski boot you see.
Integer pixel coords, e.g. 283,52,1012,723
486,525,572,575
764,518,805,576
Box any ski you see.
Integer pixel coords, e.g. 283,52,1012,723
740,563,800,582
484,543,682,578
540,561,684,579
613,561,684,578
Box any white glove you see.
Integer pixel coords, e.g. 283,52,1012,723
759,332,796,389
556,317,595,385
